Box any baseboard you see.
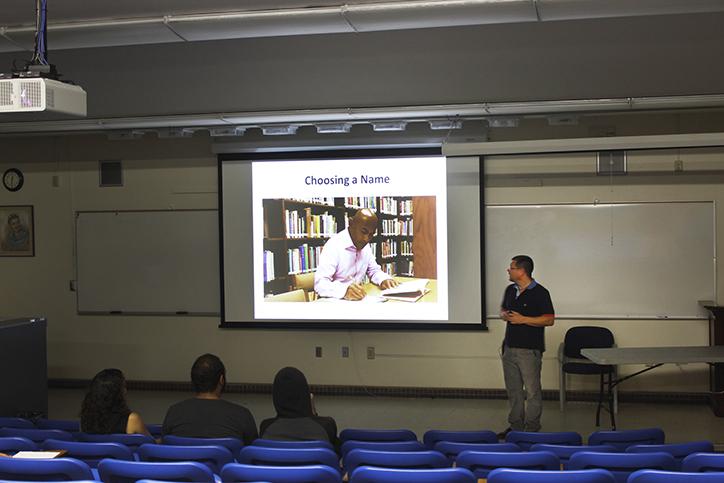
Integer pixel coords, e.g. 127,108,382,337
48,378,710,405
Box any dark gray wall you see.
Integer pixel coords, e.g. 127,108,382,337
2,12,724,118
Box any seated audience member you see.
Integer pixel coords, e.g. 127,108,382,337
260,366,339,450
80,368,151,435
162,353,258,445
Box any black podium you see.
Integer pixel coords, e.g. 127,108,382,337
0,318,47,417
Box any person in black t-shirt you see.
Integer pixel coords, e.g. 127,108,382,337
162,353,258,445
498,255,555,437
80,368,151,436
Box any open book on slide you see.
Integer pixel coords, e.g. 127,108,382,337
380,279,430,302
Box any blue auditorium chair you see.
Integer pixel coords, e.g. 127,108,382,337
567,451,676,483
98,459,215,483
682,452,724,473
238,446,339,471
0,417,35,429
340,429,417,442
36,418,82,433
42,438,134,468
146,424,163,439
0,427,75,443
506,430,582,451
251,438,334,450
629,469,724,482
433,441,520,462
455,450,560,479
137,443,234,474
78,433,155,453
163,435,244,461
487,468,616,483
348,466,475,483
530,444,617,467
627,440,714,470
588,428,665,451
0,436,37,454
0,456,95,481
422,430,497,449
221,463,342,483
343,449,449,474
341,440,425,457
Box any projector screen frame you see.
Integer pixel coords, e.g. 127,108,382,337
218,148,486,331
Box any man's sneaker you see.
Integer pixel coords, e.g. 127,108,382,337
496,427,512,440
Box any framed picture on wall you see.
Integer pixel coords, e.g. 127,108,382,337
0,205,34,257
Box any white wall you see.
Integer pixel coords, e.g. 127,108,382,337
1,135,721,393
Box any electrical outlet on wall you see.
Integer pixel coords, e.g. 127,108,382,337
367,346,375,360
341,346,349,358
315,346,322,358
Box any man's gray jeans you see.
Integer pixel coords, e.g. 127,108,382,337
501,345,543,432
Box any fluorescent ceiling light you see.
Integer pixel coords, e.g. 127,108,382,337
261,125,299,136
157,128,195,138
428,119,463,130
209,126,246,137
315,123,353,134
487,117,520,128
372,121,407,132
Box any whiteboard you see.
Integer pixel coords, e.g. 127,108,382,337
76,210,219,314
485,202,716,319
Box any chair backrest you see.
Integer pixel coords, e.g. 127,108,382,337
41,438,134,468
432,442,520,462
0,436,38,453
628,469,724,482
456,450,560,478
0,427,75,443
0,456,95,481
252,438,334,450
506,431,582,451
137,443,234,475
588,428,665,451
78,433,155,452
349,466,475,483
339,429,417,443
627,441,714,470
422,430,497,449
564,326,615,358
343,449,449,474
682,452,724,472
529,444,617,466
238,446,339,470
341,440,425,457
568,451,676,483
146,424,163,438
487,468,616,483
97,459,215,483
221,463,342,483
36,419,81,433
0,417,35,429
268,289,307,302
163,434,244,460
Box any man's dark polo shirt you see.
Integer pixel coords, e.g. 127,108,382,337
501,280,555,352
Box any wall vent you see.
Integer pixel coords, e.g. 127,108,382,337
99,160,123,187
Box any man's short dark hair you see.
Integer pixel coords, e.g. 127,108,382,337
512,255,534,277
191,353,225,393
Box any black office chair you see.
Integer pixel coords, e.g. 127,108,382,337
558,326,617,426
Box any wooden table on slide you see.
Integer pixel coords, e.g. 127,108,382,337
581,346,724,429
363,276,438,303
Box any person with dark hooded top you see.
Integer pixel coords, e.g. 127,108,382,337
80,368,151,435
259,367,339,451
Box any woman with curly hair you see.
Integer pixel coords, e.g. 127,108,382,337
80,368,150,435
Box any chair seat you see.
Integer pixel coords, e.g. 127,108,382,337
562,362,614,375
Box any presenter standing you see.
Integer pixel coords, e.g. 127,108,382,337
314,208,399,300
498,255,555,438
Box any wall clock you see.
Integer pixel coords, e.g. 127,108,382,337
3,168,24,192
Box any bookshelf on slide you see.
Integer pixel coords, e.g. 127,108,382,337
261,196,436,301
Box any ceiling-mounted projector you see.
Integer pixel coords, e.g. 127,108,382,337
0,77,87,116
